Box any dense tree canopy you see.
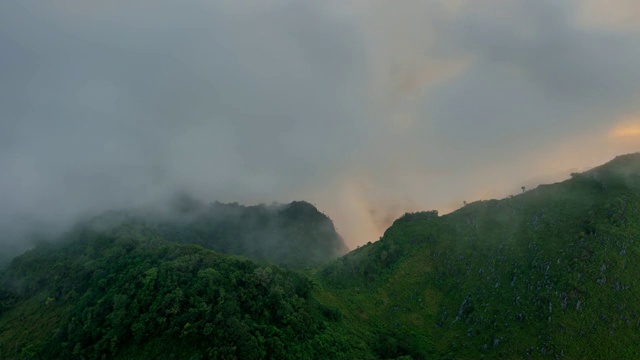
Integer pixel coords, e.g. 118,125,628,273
0,224,356,359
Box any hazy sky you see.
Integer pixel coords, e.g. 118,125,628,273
2,0,640,249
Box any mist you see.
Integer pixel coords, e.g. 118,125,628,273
2,0,640,254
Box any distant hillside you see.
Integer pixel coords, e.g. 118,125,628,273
2,153,640,359
86,200,348,268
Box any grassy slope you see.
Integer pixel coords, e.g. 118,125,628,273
316,153,640,359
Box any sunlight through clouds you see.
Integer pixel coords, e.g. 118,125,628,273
610,117,640,138
2,0,640,250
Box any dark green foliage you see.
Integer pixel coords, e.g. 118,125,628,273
320,210,439,287
372,330,425,360
161,200,348,268
0,224,355,359
88,200,348,268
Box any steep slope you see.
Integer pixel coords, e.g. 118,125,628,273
317,153,640,359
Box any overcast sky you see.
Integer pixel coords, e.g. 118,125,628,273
2,0,640,249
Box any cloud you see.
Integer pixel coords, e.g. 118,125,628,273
1,0,640,253
576,0,640,32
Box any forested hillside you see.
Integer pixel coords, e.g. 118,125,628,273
2,153,640,359
0,224,359,359
85,200,348,268
316,153,640,359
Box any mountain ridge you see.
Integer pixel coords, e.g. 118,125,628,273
77,199,348,268
2,153,640,359
315,152,640,358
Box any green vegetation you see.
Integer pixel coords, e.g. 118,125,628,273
2,153,640,359
316,153,640,359
87,200,348,268
0,224,361,359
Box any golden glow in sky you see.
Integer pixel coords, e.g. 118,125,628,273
610,118,640,138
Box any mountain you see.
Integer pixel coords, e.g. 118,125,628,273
0,224,357,359
2,153,640,359
316,153,640,359
85,200,349,268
